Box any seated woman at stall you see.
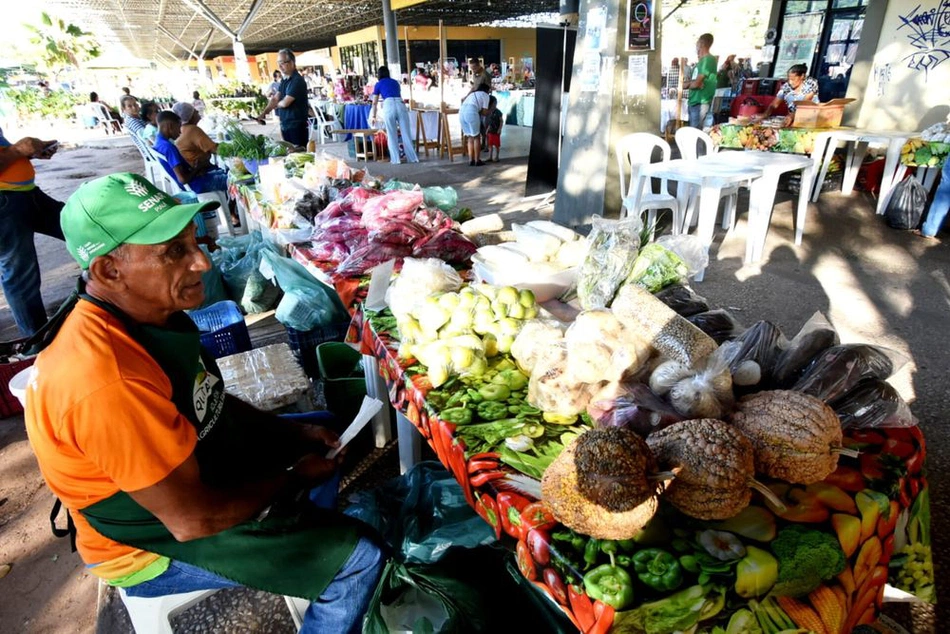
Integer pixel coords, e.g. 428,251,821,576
754,63,819,127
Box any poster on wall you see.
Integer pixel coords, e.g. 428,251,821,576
626,0,655,51
627,54,648,95
585,6,608,52
774,12,824,78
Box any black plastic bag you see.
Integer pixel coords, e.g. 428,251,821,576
654,284,710,317
686,309,744,344
772,312,840,387
726,321,786,382
829,379,917,429
793,344,905,402
884,175,927,230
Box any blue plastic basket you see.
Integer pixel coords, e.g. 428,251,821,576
286,321,352,378
188,300,252,359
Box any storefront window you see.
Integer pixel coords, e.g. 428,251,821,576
786,1,825,13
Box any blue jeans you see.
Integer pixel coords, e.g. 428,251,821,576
123,536,384,634
688,102,711,129
382,98,419,164
0,187,64,336
920,160,950,237
189,168,228,195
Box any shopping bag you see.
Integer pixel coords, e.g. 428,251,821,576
884,175,926,230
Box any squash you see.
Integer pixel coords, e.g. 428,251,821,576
729,390,850,484
647,419,775,520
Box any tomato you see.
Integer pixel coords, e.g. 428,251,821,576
521,501,557,534
526,528,551,566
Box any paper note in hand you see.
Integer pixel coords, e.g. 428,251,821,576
326,396,384,459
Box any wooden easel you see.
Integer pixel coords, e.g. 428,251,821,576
413,108,441,157
438,107,465,161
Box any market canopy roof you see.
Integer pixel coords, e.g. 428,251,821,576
41,0,560,64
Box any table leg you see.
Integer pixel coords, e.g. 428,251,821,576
841,141,869,195
877,137,910,215
813,134,839,203
361,354,393,448
919,166,938,193
395,411,422,474
794,164,814,246
748,173,780,263
676,185,694,234
693,183,723,282
809,132,832,202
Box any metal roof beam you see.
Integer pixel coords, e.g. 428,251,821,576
236,0,266,39
156,25,200,60
180,0,236,39
199,28,215,59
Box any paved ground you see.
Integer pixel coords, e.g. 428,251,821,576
0,127,945,632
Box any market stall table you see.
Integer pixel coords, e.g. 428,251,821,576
340,104,375,141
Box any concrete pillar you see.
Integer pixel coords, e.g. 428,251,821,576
554,0,663,227
233,39,251,82
381,0,401,75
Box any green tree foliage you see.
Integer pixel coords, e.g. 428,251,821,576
24,12,101,72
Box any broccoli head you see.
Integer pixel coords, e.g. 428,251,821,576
769,524,846,597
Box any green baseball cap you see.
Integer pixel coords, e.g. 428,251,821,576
61,173,219,269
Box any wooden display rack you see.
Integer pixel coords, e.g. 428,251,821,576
438,107,465,162
412,106,441,157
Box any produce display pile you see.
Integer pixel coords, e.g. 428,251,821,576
237,155,932,634
900,126,948,168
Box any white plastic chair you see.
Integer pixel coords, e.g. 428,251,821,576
616,133,682,237
117,586,309,634
311,108,336,144
675,127,740,232
126,129,163,188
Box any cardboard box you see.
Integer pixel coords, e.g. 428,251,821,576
791,98,856,129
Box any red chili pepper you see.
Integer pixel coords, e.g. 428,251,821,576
849,429,886,445
521,501,557,534
543,567,569,605
897,476,912,509
880,534,895,565
474,491,502,539
497,492,531,539
589,600,616,634
467,458,502,474
439,422,474,508
906,445,926,476
526,528,551,566
909,476,921,499
860,452,884,479
882,438,915,459
568,584,596,632
468,451,502,462
469,470,507,488
516,539,537,580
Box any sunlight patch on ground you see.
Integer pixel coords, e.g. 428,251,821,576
860,242,920,274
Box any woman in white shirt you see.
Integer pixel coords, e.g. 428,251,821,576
460,83,491,166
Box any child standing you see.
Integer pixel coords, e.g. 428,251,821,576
486,96,503,162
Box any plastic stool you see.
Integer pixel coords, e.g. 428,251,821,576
117,585,309,633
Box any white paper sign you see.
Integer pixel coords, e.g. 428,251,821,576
364,259,396,312
326,396,384,459
627,55,648,96
580,52,602,92
585,7,608,51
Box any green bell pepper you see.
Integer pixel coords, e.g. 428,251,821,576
632,548,683,591
492,368,529,390
478,383,510,401
583,564,635,610
476,400,510,421
584,538,601,569
439,407,473,425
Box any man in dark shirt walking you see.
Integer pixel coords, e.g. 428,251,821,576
257,49,310,147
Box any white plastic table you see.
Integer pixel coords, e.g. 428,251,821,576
628,158,763,282
710,151,817,263
810,129,915,214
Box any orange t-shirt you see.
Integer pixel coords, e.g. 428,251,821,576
24,301,198,574
0,128,36,191
176,124,218,167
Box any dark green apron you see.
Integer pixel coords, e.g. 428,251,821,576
72,294,361,600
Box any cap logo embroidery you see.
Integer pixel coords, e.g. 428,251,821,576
124,180,149,197
77,241,105,262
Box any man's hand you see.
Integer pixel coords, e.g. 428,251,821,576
36,140,59,159
297,424,342,452
11,137,47,159
291,450,344,485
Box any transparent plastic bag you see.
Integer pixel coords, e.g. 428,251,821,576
653,284,710,317
656,234,709,278
510,320,565,374
386,258,463,319
512,223,563,261
726,320,786,382
588,382,685,437
527,344,598,416
829,379,918,429
793,343,909,403
649,344,735,419
423,186,458,212
197,245,228,308
577,215,643,309
624,242,689,292
565,310,651,383
772,311,840,388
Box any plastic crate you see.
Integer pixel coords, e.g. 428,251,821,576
188,300,252,359
0,356,36,418
286,321,351,378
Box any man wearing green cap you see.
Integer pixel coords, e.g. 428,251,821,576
24,173,382,633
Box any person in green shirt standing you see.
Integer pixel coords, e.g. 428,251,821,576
686,33,717,129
